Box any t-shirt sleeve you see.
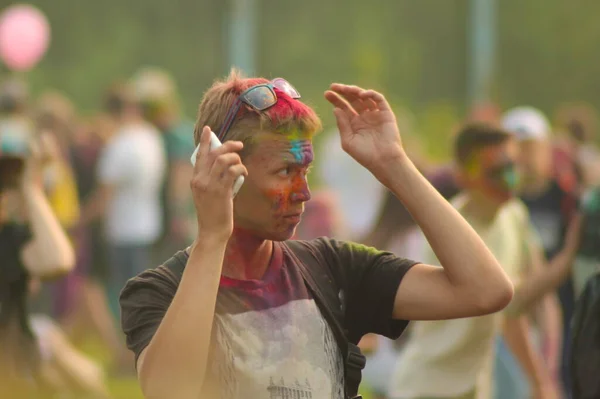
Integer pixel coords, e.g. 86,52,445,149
119,266,178,364
319,238,419,342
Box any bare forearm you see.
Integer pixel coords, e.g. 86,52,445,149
139,235,226,399
510,248,576,313
21,185,74,270
538,294,563,375
380,156,512,298
503,316,551,388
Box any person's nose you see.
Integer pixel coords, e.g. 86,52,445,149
290,175,311,203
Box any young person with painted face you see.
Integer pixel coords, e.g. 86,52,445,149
389,123,564,399
119,71,515,399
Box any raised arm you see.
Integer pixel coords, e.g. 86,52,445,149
509,213,582,313
136,127,247,399
325,84,513,320
19,156,74,277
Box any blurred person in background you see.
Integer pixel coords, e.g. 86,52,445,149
32,90,81,318
502,107,583,398
132,67,197,258
119,72,514,399
389,122,561,399
319,128,387,241
49,110,130,374
570,185,600,297
78,82,166,324
359,189,425,399
554,103,600,190
427,101,502,202
0,107,109,398
292,189,344,240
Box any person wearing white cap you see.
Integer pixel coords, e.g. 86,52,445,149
501,106,581,399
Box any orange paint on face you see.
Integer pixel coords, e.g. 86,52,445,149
233,132,314,241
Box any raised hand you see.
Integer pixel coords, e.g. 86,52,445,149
324,84,405,174
190,126,247,240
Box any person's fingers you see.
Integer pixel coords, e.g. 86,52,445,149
222,164,248,190
351,98,371,113
193,126,212,173
329,84,369,112
211,140,244,157
333,108,353,141
330,83,364,96
359,89,392,112
364,98,379,111
210,152,244,180
324,90,357,117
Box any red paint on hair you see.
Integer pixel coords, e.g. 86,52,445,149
231,79,319,134
265,87,313,124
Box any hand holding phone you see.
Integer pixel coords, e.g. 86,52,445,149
190,131,245,197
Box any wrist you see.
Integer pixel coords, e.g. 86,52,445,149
532,369,553,388
20,183,44,198
371,151,414,188
192,231,230,251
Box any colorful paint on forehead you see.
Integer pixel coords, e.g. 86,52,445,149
289,140,313,164
250,130,314,165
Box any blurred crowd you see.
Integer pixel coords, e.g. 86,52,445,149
0,68,197,398
0,66,600,399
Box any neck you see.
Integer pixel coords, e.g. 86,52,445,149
464,190,503,224
221,228,273,280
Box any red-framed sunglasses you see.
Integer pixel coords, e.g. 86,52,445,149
216,78,301,141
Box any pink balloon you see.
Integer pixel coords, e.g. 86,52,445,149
0,4,50,71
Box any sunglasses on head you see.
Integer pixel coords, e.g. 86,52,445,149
217,78,301,142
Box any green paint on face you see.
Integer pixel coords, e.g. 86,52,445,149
502,166,519,191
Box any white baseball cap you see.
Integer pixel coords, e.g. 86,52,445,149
501,106,551,141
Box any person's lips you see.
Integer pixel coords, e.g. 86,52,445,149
283,212,303,223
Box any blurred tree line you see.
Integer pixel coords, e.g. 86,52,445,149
2,0,600,163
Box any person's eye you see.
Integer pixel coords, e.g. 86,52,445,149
277,167,291,177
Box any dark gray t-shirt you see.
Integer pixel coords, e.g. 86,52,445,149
208,242,344,397
120,238,418,398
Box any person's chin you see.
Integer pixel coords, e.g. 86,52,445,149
261,233,291,242
269,224,299,242
495,192,515,205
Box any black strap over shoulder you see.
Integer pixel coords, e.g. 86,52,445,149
284,240,365,399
